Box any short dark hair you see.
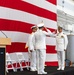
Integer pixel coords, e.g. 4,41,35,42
58,26,62,30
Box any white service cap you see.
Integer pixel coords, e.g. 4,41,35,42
37,22,44,27
31,26,37,29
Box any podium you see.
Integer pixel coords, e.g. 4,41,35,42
0,38,11,75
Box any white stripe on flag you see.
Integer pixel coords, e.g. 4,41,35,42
0,31,56,45
9,52,58,62
46,53,58,61
46,37,56,45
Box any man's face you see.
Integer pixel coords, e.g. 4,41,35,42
58,28,62,33
32,27,37,32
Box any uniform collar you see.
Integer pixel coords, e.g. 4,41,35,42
38,29,42,31
58,32,63,34
57,32,63,36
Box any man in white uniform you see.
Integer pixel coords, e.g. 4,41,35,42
55,26,68,70
33,23,53,74
26,26,37,71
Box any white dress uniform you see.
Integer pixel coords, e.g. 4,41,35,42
27,32,37,71
34,28,53,74
55,32,68,70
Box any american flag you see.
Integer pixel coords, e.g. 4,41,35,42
0,0,57,66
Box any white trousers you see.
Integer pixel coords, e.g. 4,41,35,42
29,50,36,70
57,51,65,68
36,49,46,73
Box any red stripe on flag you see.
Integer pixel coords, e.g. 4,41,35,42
6,42,56,53
47,0,57,5
44,28,57,33
6,42,28,53
45,62,58,66
0,19,56,33
46,45,56,53
0,0,57,21
0,19,33,33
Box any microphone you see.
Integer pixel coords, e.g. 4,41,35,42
0,31,8,38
